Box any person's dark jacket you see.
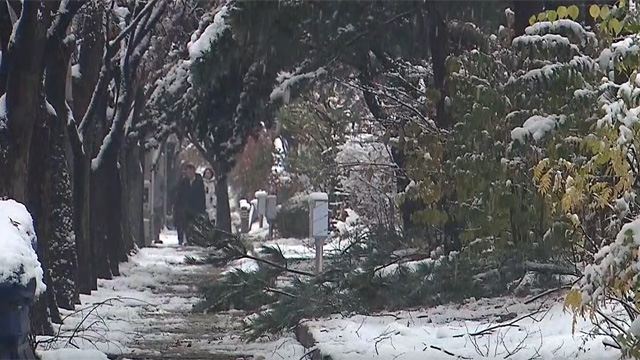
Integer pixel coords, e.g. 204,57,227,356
174,174,206,218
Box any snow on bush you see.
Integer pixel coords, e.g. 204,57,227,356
577,218,640,306
270,67,327,103
0,199,45,296
525,19,597,47
599,35,640,71
335,134,395,226
511,114,566,143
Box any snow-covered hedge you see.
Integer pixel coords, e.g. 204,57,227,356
0,199,45,296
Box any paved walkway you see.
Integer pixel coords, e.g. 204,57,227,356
37,230,305,360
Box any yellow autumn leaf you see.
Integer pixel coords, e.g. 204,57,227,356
564,288,582,311
529,15,536,26
539,171,552,194
600,5,610,19
534,161,546,181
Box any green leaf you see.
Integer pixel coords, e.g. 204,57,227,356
425,88,441,102
600,5,610,19
610,18,623,35
537,12,547,21
548,10,558,22
589,4,600,19
557,6,568,18
568,5,580,20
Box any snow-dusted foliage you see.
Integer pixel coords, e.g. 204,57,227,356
511,114,567,142
270,67,327,103
336,135,395,227
0,199,45,296
188,4,232,61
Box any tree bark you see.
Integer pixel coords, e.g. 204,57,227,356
216,172,232,233
71,2,104,293
45,35,80,310
0,1,48,201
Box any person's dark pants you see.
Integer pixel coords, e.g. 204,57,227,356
179,213,199,245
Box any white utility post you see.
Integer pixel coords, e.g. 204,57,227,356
266,195,278,239
255,190,267,228
309,192,329,274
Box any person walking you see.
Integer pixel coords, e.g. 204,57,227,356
174,164,206,245
203,168,217,224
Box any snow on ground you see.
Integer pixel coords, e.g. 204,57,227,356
304,295,619,360
39,349,109,360
34,226,625,360
36,229,308,360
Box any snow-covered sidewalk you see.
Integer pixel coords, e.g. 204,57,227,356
37,230,306,360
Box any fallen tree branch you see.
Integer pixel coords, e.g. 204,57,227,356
453,308,545,338
522,261,581,276
424,344,471,359
523,276,582,304
241,253,315,277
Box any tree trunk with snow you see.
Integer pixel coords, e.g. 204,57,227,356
0,1,48,201
44,34,80,310
121,87,147,249
70,0,105,294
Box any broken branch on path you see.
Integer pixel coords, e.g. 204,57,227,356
241,253,315,277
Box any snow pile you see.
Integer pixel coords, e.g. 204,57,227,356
304,300,617,360
188,5,231,61
511,114,566,142
0,199,45,296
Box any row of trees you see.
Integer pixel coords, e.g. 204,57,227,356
0,0,226,335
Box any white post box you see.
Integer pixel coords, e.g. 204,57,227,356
239,199,250,233
255,190,267,228
266,195,277,239
309,192,329,274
